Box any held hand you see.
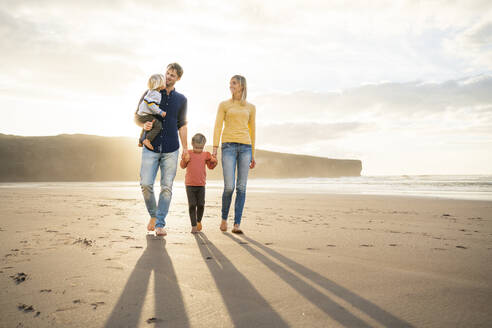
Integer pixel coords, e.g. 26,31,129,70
212,147,218,158
182,151,190,163
249,158,256,169
161,112,166,118
210,156,217,164
143,120,154,131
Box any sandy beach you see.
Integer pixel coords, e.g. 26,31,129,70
1,184,491,327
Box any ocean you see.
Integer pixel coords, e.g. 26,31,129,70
1,175,491,201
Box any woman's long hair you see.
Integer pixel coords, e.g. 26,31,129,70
232,75,247,104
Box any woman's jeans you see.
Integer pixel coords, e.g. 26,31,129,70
140,147,179,228
221,142,252,225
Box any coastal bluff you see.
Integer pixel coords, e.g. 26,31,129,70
0,134,362,181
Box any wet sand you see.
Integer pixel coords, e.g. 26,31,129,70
0,184,491,327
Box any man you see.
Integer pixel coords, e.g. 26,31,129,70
135,63,189,236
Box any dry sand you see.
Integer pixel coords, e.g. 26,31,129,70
0,184,491,327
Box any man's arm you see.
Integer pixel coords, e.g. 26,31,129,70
177,98,189,160
178,125,189,161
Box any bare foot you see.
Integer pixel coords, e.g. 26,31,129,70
143,139,154,150
220,220,227,232
191,226,198,234
147,217,156,231
197,222,202,231
155,227,167,236
231,224,243,234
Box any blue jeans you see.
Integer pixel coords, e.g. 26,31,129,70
221,143,252,225
140,147,179,228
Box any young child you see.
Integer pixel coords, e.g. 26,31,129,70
180,133,218,233
136,74,167,150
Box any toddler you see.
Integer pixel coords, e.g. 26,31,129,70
180,133,217,233
136,74,167,150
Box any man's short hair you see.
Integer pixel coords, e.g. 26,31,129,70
167,63,183,78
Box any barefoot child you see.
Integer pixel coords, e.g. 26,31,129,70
136,74,167,150
180,133,217,233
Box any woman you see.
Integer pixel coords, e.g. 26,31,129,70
213,75,256,234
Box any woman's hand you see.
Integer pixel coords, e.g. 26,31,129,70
250,158,256,169
212,146,218,158
144,120,154,131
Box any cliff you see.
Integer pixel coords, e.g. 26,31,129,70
0,134,362,181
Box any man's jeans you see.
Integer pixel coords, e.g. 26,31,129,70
140,147,179,228
221,143,252,225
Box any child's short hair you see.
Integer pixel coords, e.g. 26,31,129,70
191,133,206,147
148,74,166,90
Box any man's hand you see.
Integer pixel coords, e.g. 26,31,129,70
144,120,155,131
161,112,167,118
212,146,218,158
250,158,256,169
182,151,190,163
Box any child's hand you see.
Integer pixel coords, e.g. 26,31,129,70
183,151,191,163
143,120,154,131
210,156,217,164
161,112,167,118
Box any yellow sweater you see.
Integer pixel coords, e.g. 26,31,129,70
213,99,256,156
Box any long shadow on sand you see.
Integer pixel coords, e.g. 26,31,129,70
194,233,289,328
104,235,189,328
226,233,414,328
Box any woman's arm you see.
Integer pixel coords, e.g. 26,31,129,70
249,105,256,169
212,103,225,157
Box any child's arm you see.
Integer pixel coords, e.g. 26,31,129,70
180,151,191,169
145,91,166,117
206,152,218,170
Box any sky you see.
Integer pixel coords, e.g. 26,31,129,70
1,0,492,175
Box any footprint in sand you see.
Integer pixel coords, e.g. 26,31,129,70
91,302,106,310
326,244,336,247
306,247,319,250
265,242,273,246
18,304,40,317
389,244,398,247
11,272,28,284
456,245,468,249
89,289,110,294
360,244,374,247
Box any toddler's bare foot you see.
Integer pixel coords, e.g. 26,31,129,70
191,226,198,233
197,221,202,231
143,139,154,150
220,220,227,232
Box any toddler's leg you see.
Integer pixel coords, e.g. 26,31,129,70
146,119,162,142
197,186,205,223
186,187,198,228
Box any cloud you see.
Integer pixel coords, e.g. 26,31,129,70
257,121,368,146
444,16,492,69
253,75,492,122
